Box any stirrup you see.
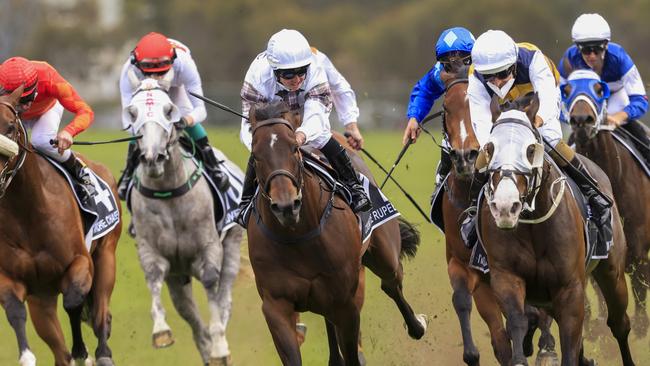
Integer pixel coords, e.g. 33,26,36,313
460,206,478,249
351,189,372,213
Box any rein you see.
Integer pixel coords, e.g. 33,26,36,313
0,101,28,199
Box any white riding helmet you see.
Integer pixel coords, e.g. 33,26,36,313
472,30,518,74
572,13,611,43
266,29,313,70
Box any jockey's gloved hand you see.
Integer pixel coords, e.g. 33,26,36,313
174,117,189,130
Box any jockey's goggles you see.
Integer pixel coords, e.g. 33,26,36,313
578,43,606,55
18,84,37,105
481,65,515,81
275,65,310,80
137,57,174,72
440,55,472,73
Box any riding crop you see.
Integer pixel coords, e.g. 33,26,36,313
50,135,143,146
189,91,249,120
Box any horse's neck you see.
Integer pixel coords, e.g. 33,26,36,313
138,143,191,189
2,153,46,210
575,132,622,177
446,172,473,209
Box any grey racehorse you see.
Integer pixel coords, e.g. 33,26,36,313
123,74,243,366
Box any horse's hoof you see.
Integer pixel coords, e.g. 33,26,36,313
95,357,114,366
208,355,232,366
406,314,428,339
535,350,559,366
19,350,36,366
296,323,307,346
73,356,95,366
152,330,174,348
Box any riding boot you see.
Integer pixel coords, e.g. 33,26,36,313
435,148,452,187
117,143,140,201
621,120,650,166
320,137,372,213
196,137,229,192
236,155,257,228
460,170,489,248
62,154,96,204
564,156,613,244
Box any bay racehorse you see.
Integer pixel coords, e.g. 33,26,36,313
480,93,633,365
124,76,244,366
438,66,556,366
563,69,650,336
0,86,121,366
247,101,425,365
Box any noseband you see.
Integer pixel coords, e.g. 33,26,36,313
0,101,28,198
252,118,304,200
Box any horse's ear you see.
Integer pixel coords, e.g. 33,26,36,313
526,93,540,124
561,83,572,100
484,141,494,163
127,68,141,89
489,95,501,123
248,105,257,128
593,82,603,98
127,105,138,121
5,85,25,107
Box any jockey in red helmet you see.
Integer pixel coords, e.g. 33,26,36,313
0,56,96,201
117,32,229,199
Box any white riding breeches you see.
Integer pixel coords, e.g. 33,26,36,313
23,102,71,162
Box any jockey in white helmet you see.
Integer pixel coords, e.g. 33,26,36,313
236,29,371,226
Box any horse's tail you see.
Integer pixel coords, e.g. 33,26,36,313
398,217,420,259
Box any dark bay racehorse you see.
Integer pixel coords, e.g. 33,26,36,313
480,93,633,365
563,70,650,336
439,68,555,366
247,101,425,365
0,87,121,366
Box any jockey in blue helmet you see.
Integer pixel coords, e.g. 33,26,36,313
402,26,475,184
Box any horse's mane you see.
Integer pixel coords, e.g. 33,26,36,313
500,93,535,113
254,101,290,121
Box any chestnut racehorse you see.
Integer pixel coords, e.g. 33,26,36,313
480,93,633,365
563,70,650,336
0,87,121,366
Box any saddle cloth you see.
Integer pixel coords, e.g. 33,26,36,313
126,147,243,235
240,149,400,243
43,155,120,251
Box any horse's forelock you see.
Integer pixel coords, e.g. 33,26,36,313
254,101,290,121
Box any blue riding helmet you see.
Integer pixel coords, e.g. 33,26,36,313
435,27,475,59
562,71,610,115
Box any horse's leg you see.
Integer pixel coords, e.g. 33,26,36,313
628,239,650,337
137,244,173,348
552,282,585,366
446,256,480,365
26,295,69,366
2,288,36,366
362,231,426,339
472,278,511,365
166,275,211,364
534,308,559,365
490,270,528,366
325,319,344,366
215,227,243,328
592,256,634,365
64,300,89,364
330,303,361,366
90,236,118,366
261,297,301,366
355,267,367,366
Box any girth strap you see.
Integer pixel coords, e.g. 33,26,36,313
134,162,204,199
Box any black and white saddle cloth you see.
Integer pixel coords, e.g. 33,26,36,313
126,151,243,234
240,150,400,243
610,128,650,178
43,155,120,251
429,174,449,232
469,165,613,274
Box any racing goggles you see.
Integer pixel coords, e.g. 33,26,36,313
578,43,606,55
137,57,174,73
440,55,472,73
19,84,37,105
482,65,515,81
275,65,310,80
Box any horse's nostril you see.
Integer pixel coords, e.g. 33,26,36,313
138,154,146,163
293,199,302,211
155,153,166,163
489,201,498,212
270,203,280,213
511,201,522,214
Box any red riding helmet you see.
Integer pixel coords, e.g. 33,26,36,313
0,57,38,97
132,32,176,73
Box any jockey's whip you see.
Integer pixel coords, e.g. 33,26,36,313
345,132,429,221
541,137,614,206
378,111,444,189
50,135,143,146
189,91,249,120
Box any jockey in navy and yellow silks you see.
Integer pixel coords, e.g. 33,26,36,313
459,30,612,250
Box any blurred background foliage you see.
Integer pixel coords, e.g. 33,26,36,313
1,0,649,128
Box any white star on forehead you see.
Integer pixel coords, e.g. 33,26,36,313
443,31,458,47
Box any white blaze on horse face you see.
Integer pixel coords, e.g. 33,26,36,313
489,177,522,229
459,119,468,145
270,133,278,149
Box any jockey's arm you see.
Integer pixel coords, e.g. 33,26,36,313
529,51,561,128
296,82,333,146
621,63,648,121
239,81,268,151
467,73,493,149
51,70,94,138
177,55,207,125
119,62,136,132
404,65,445,144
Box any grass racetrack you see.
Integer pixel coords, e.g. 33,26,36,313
0,127,648,365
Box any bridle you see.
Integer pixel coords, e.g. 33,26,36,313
441,78,469,140
251,118,304,202
0,101,28,199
